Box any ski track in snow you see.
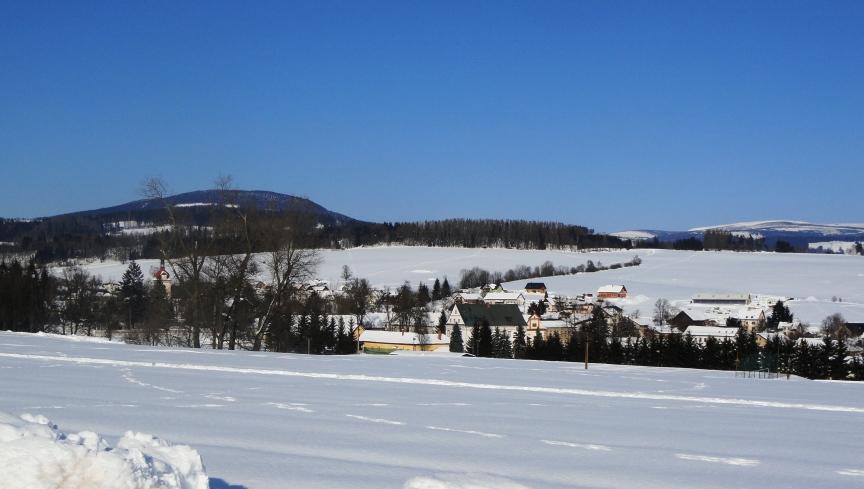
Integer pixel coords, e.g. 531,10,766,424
541,439,611,451
838,469,864,477
426,426,504,438
4,352,864,414
204,394,236,402
345,414,405,425
265,402,314,413
675,453,760,466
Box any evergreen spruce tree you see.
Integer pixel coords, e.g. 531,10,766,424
491,327,501,357
431,279,442,301
817,336,835,380
849,355,864,381
587,307,609,363
512,324,527,359
607,336,624,364
441,278,452,298
449,323,464,353
546,332,563,361
767,301,794,329
792,341,814,378
530,330,545,360
437,310,447,334
466,321,480,356
120,261,146,328
500,329,512,358
829,337,849,380
719,338,736,370
417,282,431,306
478,320,494,357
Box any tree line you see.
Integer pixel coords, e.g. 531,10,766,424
457,256,642,289
450,308,864,381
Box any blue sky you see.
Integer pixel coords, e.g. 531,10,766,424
1,1,862,231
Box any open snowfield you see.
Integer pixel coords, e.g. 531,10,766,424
71,247,864,324
1,332,863,488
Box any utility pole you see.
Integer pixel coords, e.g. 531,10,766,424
584,327,589,370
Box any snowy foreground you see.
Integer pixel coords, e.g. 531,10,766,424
0,411,208,489
70,247,864,324
1,333,864,488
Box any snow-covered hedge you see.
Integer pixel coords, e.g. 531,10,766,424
0,412,208,489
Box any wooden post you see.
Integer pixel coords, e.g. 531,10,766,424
584,335,589,370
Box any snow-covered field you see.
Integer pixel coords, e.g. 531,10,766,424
71,247,864,324
1,332,863,488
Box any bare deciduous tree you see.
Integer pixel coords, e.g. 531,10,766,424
653,298,677,326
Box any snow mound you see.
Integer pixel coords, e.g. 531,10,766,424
0,411,208,489
404,473,532,489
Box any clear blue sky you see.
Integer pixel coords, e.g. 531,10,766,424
1,1,862,231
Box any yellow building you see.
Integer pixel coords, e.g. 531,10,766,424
359,330,450,353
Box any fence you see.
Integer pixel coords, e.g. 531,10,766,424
734,368,780,379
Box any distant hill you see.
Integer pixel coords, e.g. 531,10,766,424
613,220,864,250
1,189,621,262
62,190,357,226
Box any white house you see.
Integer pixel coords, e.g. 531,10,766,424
683,325,740,344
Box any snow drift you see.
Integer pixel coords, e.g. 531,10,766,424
0,412,208,489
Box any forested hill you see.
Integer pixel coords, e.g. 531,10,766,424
0,190,626,262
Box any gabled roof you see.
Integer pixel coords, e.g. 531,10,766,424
483,292,524,301
525,282,547,289
733,308,764,320
454,303,527,328
523,293,547,304
597,285,626,294
683,326,739,338
675,309,709,322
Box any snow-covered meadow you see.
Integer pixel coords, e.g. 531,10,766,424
1,332,863,488
71,247,864,325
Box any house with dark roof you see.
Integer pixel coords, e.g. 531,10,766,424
668,310,713,329
447,303,528,349
524,282,547,295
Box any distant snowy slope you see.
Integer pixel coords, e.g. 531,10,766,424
609,230,656,240
689,220,864,236
66,247,864,325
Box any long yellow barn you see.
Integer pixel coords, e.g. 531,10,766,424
359,330,450,353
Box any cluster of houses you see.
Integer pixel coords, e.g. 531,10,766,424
114,261,859,355
357,281,864,354
358,281,636,353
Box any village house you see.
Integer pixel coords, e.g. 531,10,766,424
691,292,751,306
447,303,527,344
597,285,627,299
640,323,679,338
453,292,483,304
152,259,173,297
524,282,547,295
525,313,571,341
682,325,740,344
733,308,766,332
483,291,525,307
668,309,713,329
358,330,450,353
